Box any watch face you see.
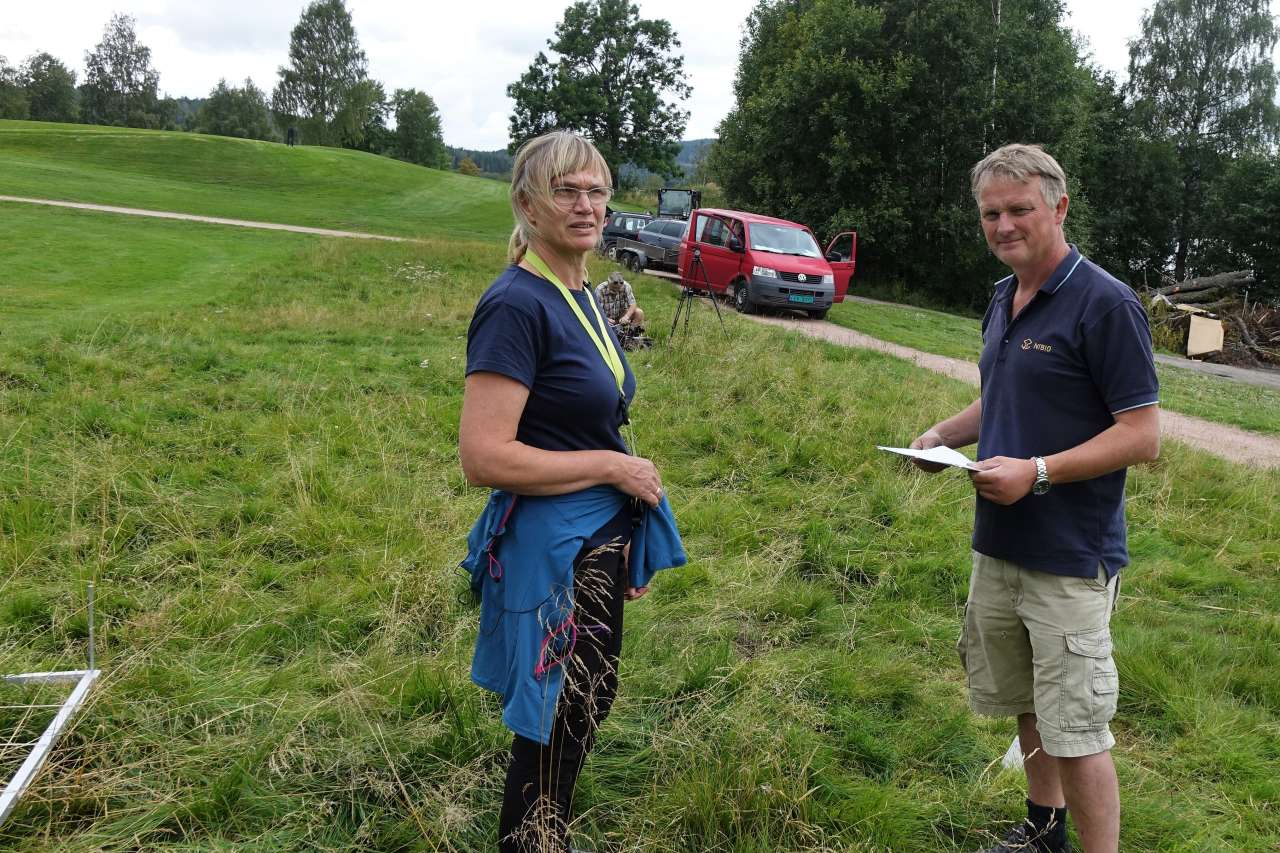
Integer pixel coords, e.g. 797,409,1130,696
1033,479,1050,495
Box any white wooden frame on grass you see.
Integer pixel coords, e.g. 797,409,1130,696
0,584,100,828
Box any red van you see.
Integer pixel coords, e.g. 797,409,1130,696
676,208,856,319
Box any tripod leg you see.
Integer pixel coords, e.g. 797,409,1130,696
669,291,684,338
709,289,728,337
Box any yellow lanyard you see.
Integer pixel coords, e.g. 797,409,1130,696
525,251,626,394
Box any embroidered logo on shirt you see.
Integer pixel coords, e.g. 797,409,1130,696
1021,338,1052,353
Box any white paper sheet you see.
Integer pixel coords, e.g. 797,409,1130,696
876,444,980,471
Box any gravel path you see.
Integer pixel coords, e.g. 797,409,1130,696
752,314,1280,470
0,195,413,242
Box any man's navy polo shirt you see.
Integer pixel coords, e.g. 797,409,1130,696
975,246,1159,578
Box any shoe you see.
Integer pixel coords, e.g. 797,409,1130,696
975,821,1072,853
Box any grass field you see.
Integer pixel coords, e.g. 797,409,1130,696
827,298,1280,436
2,194,1278,850
0,121,511,241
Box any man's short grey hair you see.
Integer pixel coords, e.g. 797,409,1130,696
970,144,1067,207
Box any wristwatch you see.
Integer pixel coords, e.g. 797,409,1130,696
1032,456,1051,495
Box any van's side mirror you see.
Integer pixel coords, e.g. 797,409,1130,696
728,236,744,253
825,250,842,262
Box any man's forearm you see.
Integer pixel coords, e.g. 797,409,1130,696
1045,405,1160,484
931,398,983,448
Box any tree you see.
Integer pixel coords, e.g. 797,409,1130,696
1205,153,1280,300
1126,0,1279,280
81,14,162,127
392,88,448,167
1074,71,1181,287
0,56,29,120
272,0,368,146
507,0,691,187
20,52,77,122
196,78,277,141
333,78,389,151
457,155,482,176
709,0,1095,308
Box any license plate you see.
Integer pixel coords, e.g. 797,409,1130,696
788,294,815,304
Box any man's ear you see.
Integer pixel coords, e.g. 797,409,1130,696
1055,194,1069,226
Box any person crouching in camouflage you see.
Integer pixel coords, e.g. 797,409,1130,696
595,271,651,350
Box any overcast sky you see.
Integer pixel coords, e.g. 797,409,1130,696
0,1,1240,150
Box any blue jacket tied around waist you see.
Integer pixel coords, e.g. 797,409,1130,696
460,485,686,744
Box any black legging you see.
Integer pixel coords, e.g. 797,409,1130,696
498,509,632,853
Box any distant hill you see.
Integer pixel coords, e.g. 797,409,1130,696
0,120,512,241
446,146,513,177
446,138,715,183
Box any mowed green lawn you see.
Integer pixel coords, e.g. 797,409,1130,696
828,298,1280,436
1,205,1277,850
0,120,511,241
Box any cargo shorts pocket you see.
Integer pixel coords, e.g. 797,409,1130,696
1061,628,1118,731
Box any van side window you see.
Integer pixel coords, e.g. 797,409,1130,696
828,233,853,261
702,218,725,246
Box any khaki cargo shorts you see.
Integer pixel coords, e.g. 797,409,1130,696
958,551,1120,758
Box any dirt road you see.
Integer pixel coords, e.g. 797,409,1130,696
752,314,1280,470
0,195,413,242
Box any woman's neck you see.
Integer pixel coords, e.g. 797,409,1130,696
525,241,587,290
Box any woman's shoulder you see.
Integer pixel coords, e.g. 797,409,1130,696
477,264,552,315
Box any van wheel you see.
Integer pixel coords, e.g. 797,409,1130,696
809,308,828,320
734,282,756,314
627,253,645,273
604,242,618,260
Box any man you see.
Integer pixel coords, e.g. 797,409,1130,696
911,144,1159,853
595,271,649,350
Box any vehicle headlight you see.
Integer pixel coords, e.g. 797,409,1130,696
821,274,833,285
752,265,778,278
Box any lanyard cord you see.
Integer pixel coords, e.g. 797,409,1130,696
525,251,626,394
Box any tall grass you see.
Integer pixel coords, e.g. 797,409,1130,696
1,208,1276,850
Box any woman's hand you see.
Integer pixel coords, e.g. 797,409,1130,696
612,453,663,507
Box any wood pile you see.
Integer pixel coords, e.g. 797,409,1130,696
1146,270,1279,367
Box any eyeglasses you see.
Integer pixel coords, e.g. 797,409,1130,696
550,185,613,208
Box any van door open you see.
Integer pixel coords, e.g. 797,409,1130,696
684,213,741,294
824,231,857,302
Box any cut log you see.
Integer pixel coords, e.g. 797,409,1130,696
1153,270,1255,297
1174,286,1229,304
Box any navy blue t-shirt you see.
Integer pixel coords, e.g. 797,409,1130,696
974,247,1159,578
466,264,637,454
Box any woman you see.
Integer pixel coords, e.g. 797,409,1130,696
459,131,685,853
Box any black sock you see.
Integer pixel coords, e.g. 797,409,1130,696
1026,799,1069,848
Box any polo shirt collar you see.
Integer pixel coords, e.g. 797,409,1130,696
993,244,1084,298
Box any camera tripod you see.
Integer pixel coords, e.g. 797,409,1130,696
669,248,728,341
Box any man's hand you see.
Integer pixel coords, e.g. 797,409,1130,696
909,428,948,473
970,456,1038,505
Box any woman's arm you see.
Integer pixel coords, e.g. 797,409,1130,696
459,372,664,504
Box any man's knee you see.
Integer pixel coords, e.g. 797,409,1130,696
632,306,645,324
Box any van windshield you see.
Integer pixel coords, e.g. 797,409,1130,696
748,224,822,258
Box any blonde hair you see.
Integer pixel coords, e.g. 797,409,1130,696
507,131,612,263
970,143,1067,207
